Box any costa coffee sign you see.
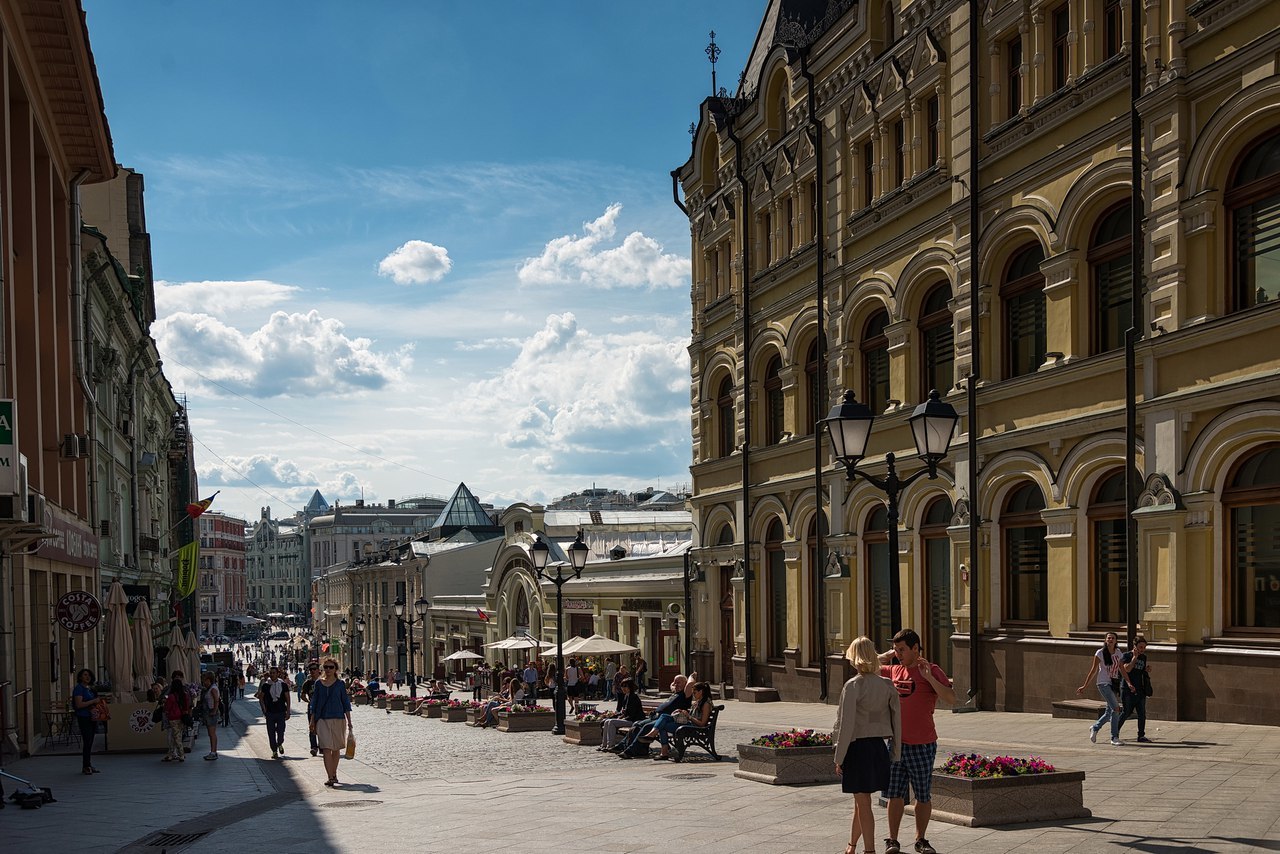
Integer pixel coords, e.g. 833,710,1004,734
55,591,102,633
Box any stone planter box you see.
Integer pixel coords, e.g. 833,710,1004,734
892,771,1091,828
440,707,467,722
734,744,838,786
466,708,484,726
352,695,370,706
497,710,555,733
423,704,442,718
388,698,405,711
375,697,387,709
563,719,602,746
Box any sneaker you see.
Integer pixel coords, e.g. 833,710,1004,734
1089,727,1098,743
1110,738,1124,746
885,840,901,854
310,747,318,757
913,840,936,854
271,748,278,758
204,753,216,761
1136,736,1152,743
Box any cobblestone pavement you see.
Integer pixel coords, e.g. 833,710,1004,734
4,684,1280,853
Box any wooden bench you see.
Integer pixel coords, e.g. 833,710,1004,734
1052,698,1107,720
672,704,724,763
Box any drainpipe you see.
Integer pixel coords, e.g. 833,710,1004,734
1124,0,1144,647
723,112,754,689
671,170,689,217
799,50,829,701
966,0,983,709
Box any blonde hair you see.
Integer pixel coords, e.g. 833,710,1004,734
845,636,880,676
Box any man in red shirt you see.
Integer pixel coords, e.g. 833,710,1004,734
877,628,957,854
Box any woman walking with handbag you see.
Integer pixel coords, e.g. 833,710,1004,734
309,657,353,787
70,668,103,776
162,671,191,763
833,637,901,854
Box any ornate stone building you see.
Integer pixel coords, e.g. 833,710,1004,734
245,506,302,622
674,0,1280,723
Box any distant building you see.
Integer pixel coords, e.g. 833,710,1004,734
547,486,690,512
245,506,303,622
197,511,247,636
307,496,443,570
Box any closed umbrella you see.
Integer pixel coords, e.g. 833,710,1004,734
165,625,186,682
104,580,134,700
184,627,201,683
131,599,155,693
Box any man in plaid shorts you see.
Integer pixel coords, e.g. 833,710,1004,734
878,628,956,854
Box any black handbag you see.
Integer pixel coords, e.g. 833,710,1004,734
150,705,163,724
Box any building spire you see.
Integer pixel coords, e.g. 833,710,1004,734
706,30,721,96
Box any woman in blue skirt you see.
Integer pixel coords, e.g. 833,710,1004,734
833,636,901,854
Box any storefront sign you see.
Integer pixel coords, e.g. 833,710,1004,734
37,509,99,567
55,591,102,633
622,598,662,612
563,599,593,611
123,584,151,617
0,399,15,495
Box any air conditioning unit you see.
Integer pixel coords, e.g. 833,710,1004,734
27,493,47,527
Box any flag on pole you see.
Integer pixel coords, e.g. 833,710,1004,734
176,541,199,597
186,490,220,519
476,608,490,622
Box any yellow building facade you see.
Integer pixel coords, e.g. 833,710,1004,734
675,0,1280,724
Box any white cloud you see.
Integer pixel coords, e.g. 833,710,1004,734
155,309,412,397
377,240,453,284
517,204,688,289
199,454,315,487
155,279,300,319
457,312,690,477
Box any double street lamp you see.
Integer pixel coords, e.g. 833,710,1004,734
393,595,430,700
339,613,365,674
822,389,960,638
531,531,590,736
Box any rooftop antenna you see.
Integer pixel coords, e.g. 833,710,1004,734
706,30,720,96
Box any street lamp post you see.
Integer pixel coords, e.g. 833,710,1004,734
531,531,589,735
339,614,365,675
823,389,960,638
393,595,430,700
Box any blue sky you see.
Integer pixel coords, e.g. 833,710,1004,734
82,2,760,522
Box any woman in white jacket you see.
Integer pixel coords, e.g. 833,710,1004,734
833,636,902,854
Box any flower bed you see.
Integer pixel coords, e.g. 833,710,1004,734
735,728,837,786
900,753,1090,828
563,715,603,746
386,695,406,711
497,706,554,733
440,700,467,723
374,697,388,709
351,691,370,706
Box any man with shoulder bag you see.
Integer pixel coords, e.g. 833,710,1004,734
1116,636,1153,743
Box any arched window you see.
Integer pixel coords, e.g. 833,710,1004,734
864,504,892,650
1002,244,1047,378
1228,133,1280,311
716,523,735,546
717,376,736,458
804,339,821,436
861,310,891,413
764,355,785,445
765,519,788,660
1089,470,1128,627
701,133,719,193
1002,482,1047,623
921,496,954,675
919,284,954,395
1226,445,1280,632
1089,204,1132,354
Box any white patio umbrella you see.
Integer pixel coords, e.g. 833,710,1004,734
441,650,484,662
131,599,155,693
165,624,187,681
483,634,553,650
184,627,201,682
552,634,639,656
104,580,135,700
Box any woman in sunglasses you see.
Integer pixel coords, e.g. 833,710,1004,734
308,657,353,786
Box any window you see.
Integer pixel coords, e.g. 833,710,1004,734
1002,483,1048,623
1052,5,1071,91
804,339,821,435
863,140,875,207
716,524,735,546
1002,244,1047,378
893,119,906,187
806,179,818,242
1089,204,1133,354
927,95,941,166
717,376,736,458
861,310,891,413
1006,36,1023,119
919,284,954,395
883,1,897,48
864,505,892,651
764,355,785,445
784,196,794,255
765,519,788,660
1103,0,1123,60
1228,133,1280,311
921,497,954,675
1089,470,1128,627
762,211,774,267
1226,445,1280,632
